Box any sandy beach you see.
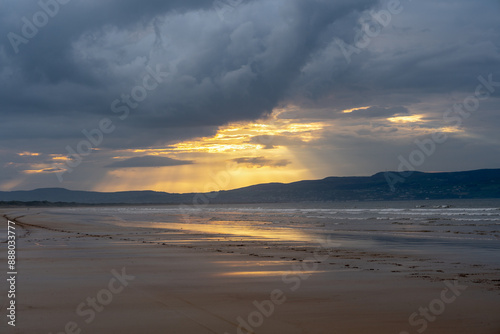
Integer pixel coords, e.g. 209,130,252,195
1,204,499,334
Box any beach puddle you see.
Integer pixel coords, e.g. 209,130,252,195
218,270,330,277
146,221,314,242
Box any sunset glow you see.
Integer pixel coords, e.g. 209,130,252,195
387,115,424,123
342,106,371,114
18,152,41,157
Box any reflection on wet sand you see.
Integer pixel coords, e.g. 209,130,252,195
136,221,315,243
217,270,330,277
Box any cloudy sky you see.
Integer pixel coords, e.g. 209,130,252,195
0,0,499,193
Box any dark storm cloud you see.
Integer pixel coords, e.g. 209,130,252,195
106,156,192,168
0,0,217,97
288,0,500,111
0,0,379,151
1,0,500,190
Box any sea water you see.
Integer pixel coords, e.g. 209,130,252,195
61,198,500,267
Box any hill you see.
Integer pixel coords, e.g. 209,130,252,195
0,169,499,205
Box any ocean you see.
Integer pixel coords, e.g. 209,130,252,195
47,198,500,269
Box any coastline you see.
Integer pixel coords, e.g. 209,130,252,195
1,207,499,334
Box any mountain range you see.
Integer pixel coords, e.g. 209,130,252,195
1,169,499,205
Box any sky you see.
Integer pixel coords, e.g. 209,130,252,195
0,0,499,193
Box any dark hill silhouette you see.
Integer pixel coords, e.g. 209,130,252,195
1,169,499,205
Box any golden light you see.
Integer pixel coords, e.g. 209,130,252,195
218,270,329,277
18,152,40,156
172,142,258,153
120,110,327,156
22,164,58,174
50,155,70,161
439,126,463,133
23,169,48,174
169,116,326,154
387,115,424,123
342,106,371,113
124,220,314,242
0,179,24,191
96,107,321,193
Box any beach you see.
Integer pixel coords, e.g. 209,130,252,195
1,200,500,334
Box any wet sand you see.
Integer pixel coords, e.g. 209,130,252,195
1,208,499,334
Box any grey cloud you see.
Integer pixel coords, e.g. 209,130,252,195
0,0,379,148
248,135,306,149
232,156,290,168
356,127,398,136
344,106,409,118
289,1,500,112
106,156,193,168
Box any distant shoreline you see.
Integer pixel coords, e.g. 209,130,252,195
2,197,500,208
2,169,500,205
